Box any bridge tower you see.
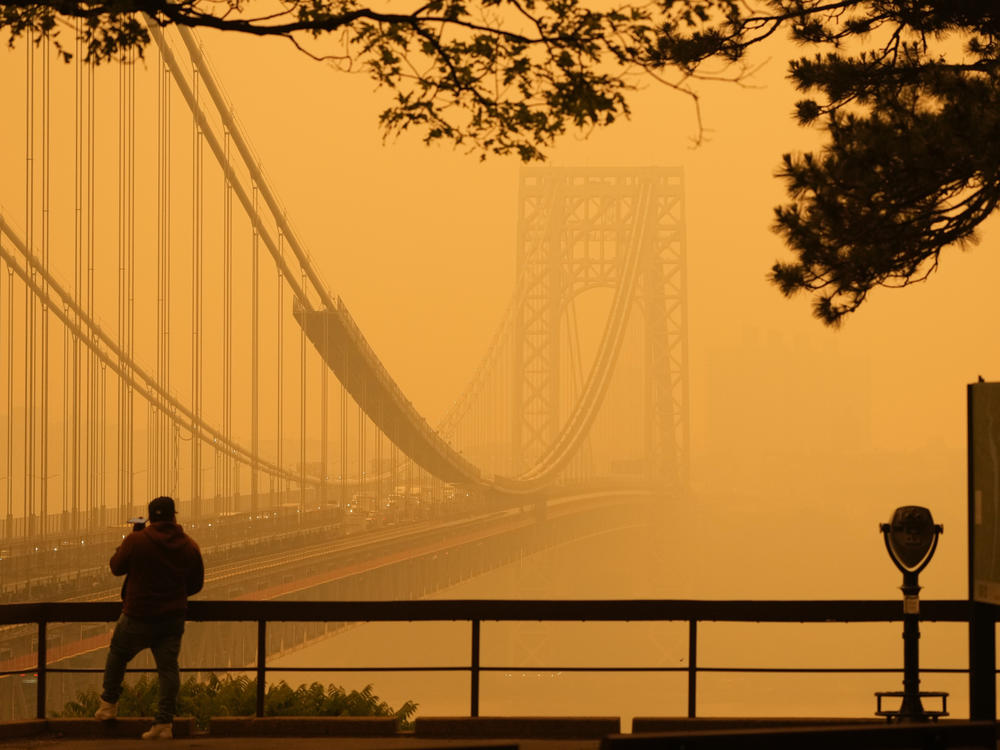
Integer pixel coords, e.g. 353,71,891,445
511,167,688,492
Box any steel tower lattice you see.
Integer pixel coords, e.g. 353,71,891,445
511,167,688,491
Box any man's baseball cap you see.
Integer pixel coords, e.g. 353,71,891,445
148,496,177,522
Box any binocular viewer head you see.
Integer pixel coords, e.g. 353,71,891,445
880,505,943,574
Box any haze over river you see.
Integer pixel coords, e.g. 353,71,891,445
270,488,972,727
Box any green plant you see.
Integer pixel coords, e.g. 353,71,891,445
59,674,418,729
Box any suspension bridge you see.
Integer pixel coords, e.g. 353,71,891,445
0,16,689,722
0,18,688,562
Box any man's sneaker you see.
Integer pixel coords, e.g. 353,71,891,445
94,699,117,720
141,723,173,740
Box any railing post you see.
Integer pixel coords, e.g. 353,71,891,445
969,601,996,720
256,619,266,717
36,619,47,720
470,619,480,717
687,619,697,718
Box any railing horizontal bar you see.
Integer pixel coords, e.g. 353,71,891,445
261,666,691,673
0,599,978,625
41,667,258,674
478,666,689,673
19,666,980,678
694,667,968,674
264,666,470,673
481,666,972,676
16,666,665,677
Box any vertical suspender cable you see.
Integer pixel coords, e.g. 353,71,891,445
62,308,69,523
495,341,500,475
0,247,3,539
3,254,9,539
505,337,510,475
191,60,203,518
0,246,2,539
391,432,398,501
40,32,51,537
475,390,481,470
117,52,125,522
339,380,347,504
159,52,173,496
491,355,498,475
504,338,508,475
234,427,241,508
212,442,219,515
163,56,173,496
117,49,135,520
160,56,169,495
1,242,9,539
276,231,284,504
502,338,507,476
153,47,163,496
122,51,135,520
147,397,154,498
406,437,412,500
357,385,364,503
495,342,501,475
223,130,233,513
101,361,106,525
25,35,37,540
251,184,259,514
320,317,328,503
482,371,489,473
87,52,97,527
375,404,382,507
71,21,83,531
155,50,168,495
126,49,136,516
148,319,155,498
86,51,96,529
299,270,306,508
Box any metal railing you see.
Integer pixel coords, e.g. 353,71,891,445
0,599,983,721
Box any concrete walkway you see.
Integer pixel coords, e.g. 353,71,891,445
4,716,997,749
3,737,597,750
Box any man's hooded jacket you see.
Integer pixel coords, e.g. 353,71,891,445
110,522,204,619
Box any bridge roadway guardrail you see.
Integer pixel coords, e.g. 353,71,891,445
0,599,982,722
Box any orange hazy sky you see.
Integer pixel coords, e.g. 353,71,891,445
1,22,998,599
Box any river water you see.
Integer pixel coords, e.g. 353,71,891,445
269,490,972,727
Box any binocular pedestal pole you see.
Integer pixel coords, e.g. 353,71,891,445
898,570,925,721
878,507,943,722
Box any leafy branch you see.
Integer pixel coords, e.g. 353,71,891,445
3,0,999,320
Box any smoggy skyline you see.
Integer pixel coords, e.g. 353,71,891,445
1,23,998,602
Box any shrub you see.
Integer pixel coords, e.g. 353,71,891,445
59,674,418,729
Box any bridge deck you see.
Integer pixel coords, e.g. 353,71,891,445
294,303,488,488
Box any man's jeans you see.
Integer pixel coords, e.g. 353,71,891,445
101,614,185,723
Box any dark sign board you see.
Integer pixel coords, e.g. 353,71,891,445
969,382,1000,604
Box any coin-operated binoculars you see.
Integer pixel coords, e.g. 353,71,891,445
877,506,944,721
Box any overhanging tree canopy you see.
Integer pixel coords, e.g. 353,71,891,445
3,0,998,322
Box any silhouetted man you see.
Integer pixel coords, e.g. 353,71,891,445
95,496,204,740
